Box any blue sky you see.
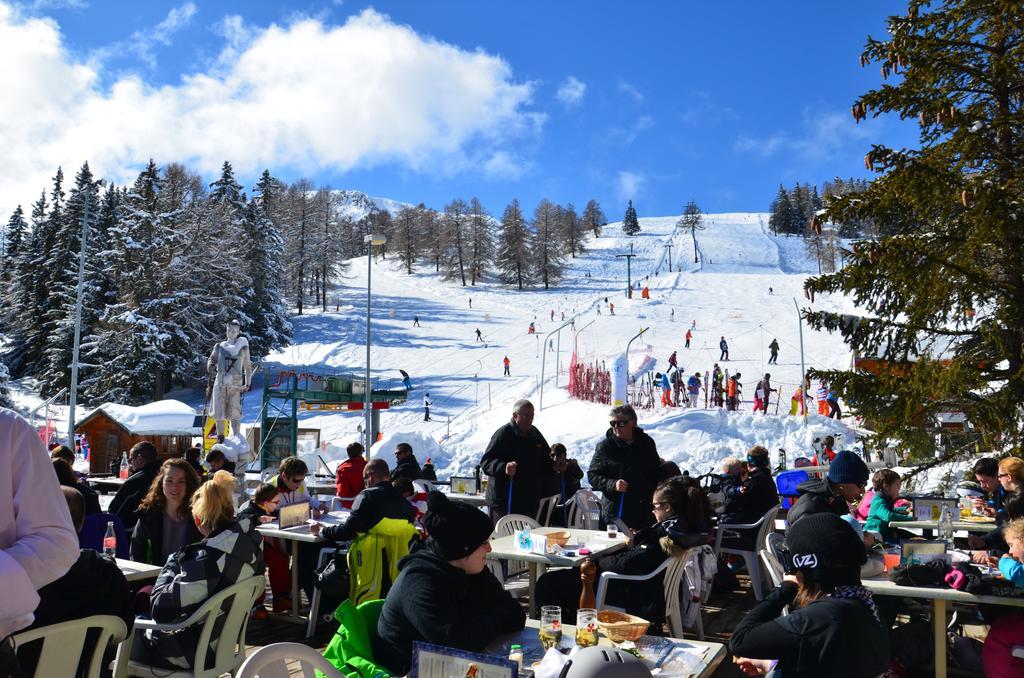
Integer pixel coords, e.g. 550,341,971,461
2,1,918,220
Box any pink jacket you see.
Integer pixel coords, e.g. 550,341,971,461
984,611,1024,678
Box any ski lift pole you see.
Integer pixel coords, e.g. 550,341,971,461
624,327,650,383
794,298,807,427
539,315,579,410
574,319,596,354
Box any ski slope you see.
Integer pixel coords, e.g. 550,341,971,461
247,212,862,478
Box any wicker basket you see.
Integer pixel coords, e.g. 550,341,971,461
541,530,571,547
597,609,650,643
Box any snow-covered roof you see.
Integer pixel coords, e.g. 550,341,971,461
76,399,200,436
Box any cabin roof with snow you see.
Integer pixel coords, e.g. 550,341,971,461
75,399,200,436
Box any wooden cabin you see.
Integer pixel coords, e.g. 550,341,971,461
75,400,200,474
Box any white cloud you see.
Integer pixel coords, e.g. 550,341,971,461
609,115,653,145
0,5,541,218
733,109,874,161
555,75,585,107
617,79,643,103
616,170,645,202
87,2,197,69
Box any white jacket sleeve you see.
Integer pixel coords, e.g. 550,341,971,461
0,409,79,637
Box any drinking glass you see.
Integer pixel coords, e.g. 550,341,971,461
539,605,562,650
575,608,598,647
606,523,618,540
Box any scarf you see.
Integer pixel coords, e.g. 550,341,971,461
829,585,880,622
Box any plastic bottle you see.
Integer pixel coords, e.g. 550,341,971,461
103,521,117,557
119,451,130,480
938,505,954,547
508,644,523,670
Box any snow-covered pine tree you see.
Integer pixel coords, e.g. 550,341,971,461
420,206,445,273
558,202,586,258
440,198,468,286
582,199,606,237
496,199,532,289
467,197,493,285
1,206,27,285
531,198,564,289
768,185,791,235
622,199,640,235
0,360,12,409
244,171,291,358
282,178,318,314
392,205,419,274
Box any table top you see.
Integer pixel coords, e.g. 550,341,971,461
256,510,350,542
487,528,626,567
116,558,162,583
893,519,997,533
90,476,126,490
446,492,488,506
863,571,1024,607
488,619,726,677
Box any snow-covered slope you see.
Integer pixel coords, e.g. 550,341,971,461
332,189,411,221
249,211,863,480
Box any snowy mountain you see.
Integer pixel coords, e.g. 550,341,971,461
332,189,412,221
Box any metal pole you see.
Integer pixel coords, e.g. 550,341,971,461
67,182,97,444
365,241,372,452
794,298,807,426
574,319,596,354
625,327,649,384
540,315,578,409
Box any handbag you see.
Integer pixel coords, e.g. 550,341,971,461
315,549,350,598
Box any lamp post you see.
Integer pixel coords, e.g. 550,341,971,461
364,234,386,452
67,178,102,445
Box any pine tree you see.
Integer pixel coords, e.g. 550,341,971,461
392,205,419,274
678,200,704,263
0,360,11,408
804,0,1024,455
420,206,445,273
558,202,587,258
2,206,27,280
768,184,791,236
467,197,493,285
531,198,564,289
441,199,468,286
622,199,640,235
245,170,291,358
496,199,532,289
582,199,606,237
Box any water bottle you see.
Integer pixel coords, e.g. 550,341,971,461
938,505,954,547
103,521,117,557
119,451,130,480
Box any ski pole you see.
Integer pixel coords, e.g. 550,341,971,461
561,476,568,526
507,478,514,515
617,493,625,520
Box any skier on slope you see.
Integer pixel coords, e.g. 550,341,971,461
719,336,729,361
609,303,615,315
686,372,702,409
656,372,672,407
503,356,510,376
753,373,777,415
423,393,432,421
528,322,536,334
400,369,413,391
413,315,421,327
668,351,678,372
475,328,484,342
685,329,693,349
816,381,830,415
768,338,780,365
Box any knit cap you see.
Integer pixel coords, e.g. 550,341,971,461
827,450,869,485
786,512,866,569
424,491,494,560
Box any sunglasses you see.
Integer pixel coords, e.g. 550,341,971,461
652,501,669,510
288,476,305,484
609,420,629,428
998,473,1011,479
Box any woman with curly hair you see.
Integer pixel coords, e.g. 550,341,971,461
130,458,203,565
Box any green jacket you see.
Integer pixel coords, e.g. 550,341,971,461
865,493,911,544
321,599,390,678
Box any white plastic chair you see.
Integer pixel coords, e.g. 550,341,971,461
236,641,344,678
595,550,709,640
125,576,266,678
713,505,781,600
491,513,541,594
567,490,602,529
328,496,357,511
12,614,128,678
306,545,349,638
412,479,436,493
535,494,562,526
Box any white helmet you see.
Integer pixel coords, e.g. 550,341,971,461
558,647,652,678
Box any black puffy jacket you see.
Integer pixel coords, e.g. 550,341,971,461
786,477,850,528
480,421,553,516
587,427,662,529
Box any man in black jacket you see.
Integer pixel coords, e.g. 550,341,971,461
587,404,663,530
109,441,161,530
480,400,555,521
391,442,422,481
719,446,779,549
786,450,868,528
315,459,415,543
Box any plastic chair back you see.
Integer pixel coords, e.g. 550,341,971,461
535,494,561,526
493,513,540,582
79,511,130,559
567,490,601,529
12,615,127,678
775,470,809,509
237,642,344,678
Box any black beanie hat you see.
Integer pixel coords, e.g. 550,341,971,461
827,450,869,485
424,491,494,560
786,512,866,569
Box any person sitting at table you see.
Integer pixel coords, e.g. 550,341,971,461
786,450,869,528
50,444,90,484
131,479,265,671
588,404,664,530
719,446,780,550
421,457,438,481
183,446,204,477
392,442,423,481
312,459,415,543
130,458,203,565
864,469,912,545
335,441,367,508
534,475,711,626
372,491,525,675
273,456,318,509
52,457,102,516
261,456,320,613
811,435,838,466
236,483,281,620
730,512,889,677
17,486,134,677
978,518,1024,676
203,447,235,479
109,441,162,530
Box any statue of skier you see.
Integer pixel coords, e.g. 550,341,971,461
206,320,252,442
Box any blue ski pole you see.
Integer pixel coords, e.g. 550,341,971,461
507,478,514,515
617,492,625,520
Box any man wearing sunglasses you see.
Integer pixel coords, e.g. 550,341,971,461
480,400,555,522
587,405,663,530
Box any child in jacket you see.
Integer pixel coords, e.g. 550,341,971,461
864,469,912,544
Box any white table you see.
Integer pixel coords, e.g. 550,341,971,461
892,518,998,535
486,527,627,616
115,558,162,583
489,619,726,677
864,570,1024,677
90,476,126,492
256,510,350,621
446,492,488,507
